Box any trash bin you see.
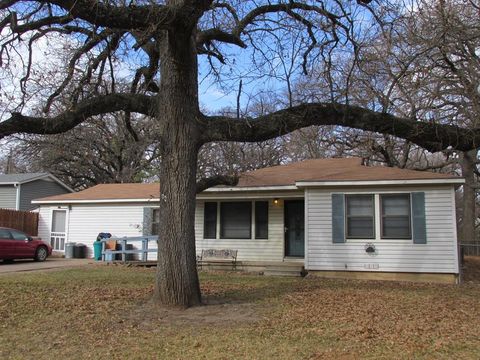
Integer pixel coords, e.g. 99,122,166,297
93,241,103,261
94,232,112,261
65,242,76,259
73,244,87,259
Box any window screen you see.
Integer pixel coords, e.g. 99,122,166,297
204,202,217,239
346,194,375,238
381,194,411,238
255,201,268,239
220,202,251,239
52,210,66,233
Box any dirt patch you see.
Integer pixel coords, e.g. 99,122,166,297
124,297,262,329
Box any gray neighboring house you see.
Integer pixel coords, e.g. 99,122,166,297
0,173,73,211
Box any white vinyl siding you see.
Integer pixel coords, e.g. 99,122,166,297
35,184,458,275
37,206,51,242
38,203,154,258
306,186,459,274
196,199,286,262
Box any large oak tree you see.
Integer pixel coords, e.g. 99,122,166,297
0,0,479,307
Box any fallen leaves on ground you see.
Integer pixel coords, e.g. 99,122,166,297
0,260,479,359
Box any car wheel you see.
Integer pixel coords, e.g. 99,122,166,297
34,246,48,262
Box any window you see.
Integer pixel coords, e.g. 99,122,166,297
0,229,12,239
51,210,66,233
204,202,217,239
381,194,411,239
346,194,375,238
151,209,160,236
255,201,268,239
220,202,251,239
10,230,28,241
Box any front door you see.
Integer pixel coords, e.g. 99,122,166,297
284,200,305,257
50,209,67,251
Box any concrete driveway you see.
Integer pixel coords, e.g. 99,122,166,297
0,258,93,274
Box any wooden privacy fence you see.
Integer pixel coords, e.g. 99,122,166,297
0,208,39,236
461,243,480,257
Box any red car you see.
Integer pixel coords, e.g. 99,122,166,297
0,227,52,262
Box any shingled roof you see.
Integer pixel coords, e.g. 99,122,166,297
35,183,160,202
0,172,73,191
33,158,461,203
235,157,458,187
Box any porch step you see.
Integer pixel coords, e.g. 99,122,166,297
263,265,306,277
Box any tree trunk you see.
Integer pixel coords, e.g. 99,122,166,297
460,150,477,246
153,25,203,307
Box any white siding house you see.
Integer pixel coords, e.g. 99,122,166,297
305,186,458,274
37,203,156,256
33,158,463,282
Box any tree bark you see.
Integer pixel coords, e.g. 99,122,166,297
153,24,203,307
461,149,477,245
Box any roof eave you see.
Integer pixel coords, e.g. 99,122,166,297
295,178,465,187
203,185,299,192
32,198,160,204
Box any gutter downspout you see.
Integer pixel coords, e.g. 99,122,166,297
14,183,20,210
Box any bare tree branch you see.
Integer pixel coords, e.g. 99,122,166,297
196,1,345,54
196,174,238,193
0,0,212,31
203,103,480,152
0,94,155,139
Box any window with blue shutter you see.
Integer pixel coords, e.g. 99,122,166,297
380,194,411,239
220,202,252,239
345,194,375,239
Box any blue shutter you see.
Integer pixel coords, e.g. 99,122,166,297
143,207,153,236
412,192,426,244
332,193,345,243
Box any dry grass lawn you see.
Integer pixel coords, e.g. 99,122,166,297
1,259,479,359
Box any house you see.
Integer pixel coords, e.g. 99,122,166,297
32,158,464,283
0,173,73,211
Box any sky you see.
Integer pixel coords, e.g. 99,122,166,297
0,0,375,119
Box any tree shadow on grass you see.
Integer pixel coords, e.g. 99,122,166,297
199,271,310,304
121,272,309,329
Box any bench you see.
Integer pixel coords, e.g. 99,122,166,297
197,249,238,270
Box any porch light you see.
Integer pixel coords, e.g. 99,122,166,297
273,198,279,205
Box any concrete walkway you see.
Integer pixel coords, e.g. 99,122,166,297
0,258,94,274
